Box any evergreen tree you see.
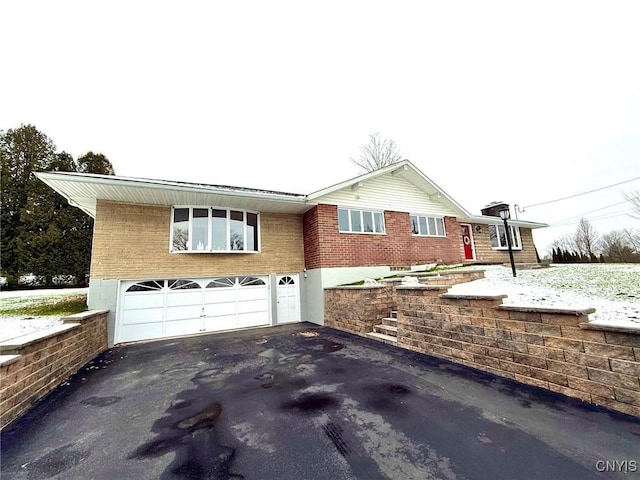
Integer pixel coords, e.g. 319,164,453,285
1,125,57,286
1,125,116,287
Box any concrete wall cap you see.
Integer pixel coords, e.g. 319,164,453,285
440,293,508,300
0,354,21,367
499,305,596,315
0,323,80,353
580,322,640,335
61,309,109,323
325,285,387,290
395,285,449,290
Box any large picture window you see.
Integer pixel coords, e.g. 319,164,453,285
489,224,522,250
171,207,260,253
338,208,385,234
410,215,446,237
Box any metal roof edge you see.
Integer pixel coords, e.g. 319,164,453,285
35,171,308,204
465,215,548,229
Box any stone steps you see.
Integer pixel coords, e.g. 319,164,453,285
367,310,398,345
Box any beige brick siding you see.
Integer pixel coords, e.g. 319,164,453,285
90,201,305,279
471,224,538,263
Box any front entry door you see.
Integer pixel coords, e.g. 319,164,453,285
276,274,301,323
461,224,475,260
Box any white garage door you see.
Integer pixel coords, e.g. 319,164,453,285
117,276,269,343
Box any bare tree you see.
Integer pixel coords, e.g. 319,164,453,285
351,132,403,172
624,227,640,253
574,217,599,259
624,190,640,219
600,230,633,262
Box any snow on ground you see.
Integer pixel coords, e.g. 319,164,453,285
0,288,87,342
447,264,640,329
1,265,639,342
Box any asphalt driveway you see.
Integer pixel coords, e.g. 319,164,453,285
2,323,639,480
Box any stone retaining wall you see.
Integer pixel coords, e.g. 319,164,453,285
0,310,109,429
324,280,640,417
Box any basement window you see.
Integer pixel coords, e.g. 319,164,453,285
171,207,260,253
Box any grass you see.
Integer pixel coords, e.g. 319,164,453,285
0,294,87,317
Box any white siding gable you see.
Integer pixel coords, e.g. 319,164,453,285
313,174,455,216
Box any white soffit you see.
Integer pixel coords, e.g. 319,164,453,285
35,172,310,218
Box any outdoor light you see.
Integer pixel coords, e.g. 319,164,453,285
499,209,517,277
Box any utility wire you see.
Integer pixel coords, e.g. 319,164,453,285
521,176,640,210
552,198,638,225
551,209,637,227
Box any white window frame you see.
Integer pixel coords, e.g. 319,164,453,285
337,208,386,234
410,214,447,237
489,224,522,250
170,206,260,254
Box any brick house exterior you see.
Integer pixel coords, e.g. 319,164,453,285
37,161,547,345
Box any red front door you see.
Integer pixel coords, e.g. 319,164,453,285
461,225,474,260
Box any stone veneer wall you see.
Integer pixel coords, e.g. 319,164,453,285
0,310,108,429
324,270,485,336
325,281,640,417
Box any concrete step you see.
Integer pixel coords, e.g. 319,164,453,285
366,332,398,345
382,317,398,327
374,324,398,336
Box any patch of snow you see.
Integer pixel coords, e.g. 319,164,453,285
0,316,64,342
447,264,640,328
0,288,88,342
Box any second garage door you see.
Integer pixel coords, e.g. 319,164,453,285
117,276,270,343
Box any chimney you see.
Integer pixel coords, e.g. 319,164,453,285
481,201,510,218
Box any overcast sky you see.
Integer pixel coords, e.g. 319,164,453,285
3,1,639,254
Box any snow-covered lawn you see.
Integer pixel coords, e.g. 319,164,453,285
447,264,640,328
1,265,639,342
0,288,88,342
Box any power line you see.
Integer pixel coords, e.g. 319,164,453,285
552,199,637,225
551,209,638,227
520,176,640,210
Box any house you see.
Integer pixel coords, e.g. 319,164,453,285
36,160,547,346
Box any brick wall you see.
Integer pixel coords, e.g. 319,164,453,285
91,201,305,279
471,223,538,264
304,204,464,269
0,311,108,429
395,287,640,417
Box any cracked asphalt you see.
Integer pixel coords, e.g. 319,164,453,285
2,323,639,480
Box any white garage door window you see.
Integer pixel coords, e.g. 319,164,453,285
117,276,269,343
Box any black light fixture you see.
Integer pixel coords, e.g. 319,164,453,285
499,209,517,277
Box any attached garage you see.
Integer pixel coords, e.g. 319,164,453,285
117,276,271,344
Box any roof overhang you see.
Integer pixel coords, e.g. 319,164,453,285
466,215,548,229
35,172,311,218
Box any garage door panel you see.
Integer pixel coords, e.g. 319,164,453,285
203,316,238,331
204,289,236,303
238,311,269,327
203,302,236,316
166,291,202,307
238,299,268,314
166,304,202,321
122,294,164,310
165,318,202,336
120,308,164,326
238,288,268,301
119,323,164,343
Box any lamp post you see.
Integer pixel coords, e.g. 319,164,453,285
499,209,517,277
